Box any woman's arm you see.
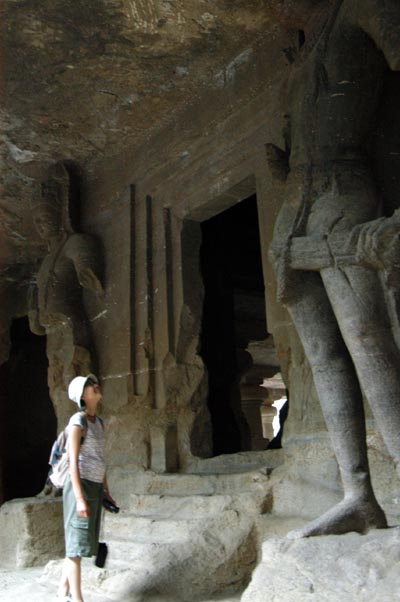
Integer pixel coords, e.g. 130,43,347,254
69,424,90,517
102,475,117,505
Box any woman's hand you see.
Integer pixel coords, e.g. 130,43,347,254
103,490,117,506
76,497,90,518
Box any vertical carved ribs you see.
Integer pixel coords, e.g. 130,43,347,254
132,190,184,407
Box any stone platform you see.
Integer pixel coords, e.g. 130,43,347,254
241,527,400,602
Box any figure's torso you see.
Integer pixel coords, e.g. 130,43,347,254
286,3,386,168
37,236,83,326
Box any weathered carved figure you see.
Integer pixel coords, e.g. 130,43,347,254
29,164,103,415
268,0,400,537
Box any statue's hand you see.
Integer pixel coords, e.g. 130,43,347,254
78,268,104,297
355,212,400,270
268,240,286,266
27,309,46,336
27,282,46,334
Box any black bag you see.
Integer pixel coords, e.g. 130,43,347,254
95,541,108,568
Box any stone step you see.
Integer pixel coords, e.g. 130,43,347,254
103,510,306,556
186,449,283,474
90,532,250,601
125,492,238,518
139,470,270,496
111,466,272,506
43,541,174,584
43,505,256,601
100,536,181,565
103,507,255,548
103,512,196,543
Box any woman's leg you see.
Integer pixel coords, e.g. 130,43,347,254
65,557,84,602
287,271,386,537
58,558,70,598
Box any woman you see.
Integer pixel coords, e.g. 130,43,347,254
58,374,116,602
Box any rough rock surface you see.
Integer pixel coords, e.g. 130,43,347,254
241,528,400,602
0,566,242,602
1,0,274,271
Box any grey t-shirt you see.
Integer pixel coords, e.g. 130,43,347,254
68,412,106,484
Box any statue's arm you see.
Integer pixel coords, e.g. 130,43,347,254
27,282,45,335
353,209,400,272
67,234,104,295
357,0,400,71
289,210,400,274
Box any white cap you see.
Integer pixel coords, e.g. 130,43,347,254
68,374,99,409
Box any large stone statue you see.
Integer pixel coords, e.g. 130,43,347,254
267,0,400,537
28,164,103,418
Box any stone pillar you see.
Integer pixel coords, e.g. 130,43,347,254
261,374,288,442
133,190,150,397
148,197,168,408
240,391,268,451
150,425,178,473
260,404,276,441
239,337,283,449
168,211,184,356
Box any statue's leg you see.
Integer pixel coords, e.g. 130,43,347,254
69,313,96,374
286,271,387,538
322,264,400,479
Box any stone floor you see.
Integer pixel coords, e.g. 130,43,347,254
0,566,242,602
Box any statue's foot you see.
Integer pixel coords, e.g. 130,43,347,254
287,497,387,539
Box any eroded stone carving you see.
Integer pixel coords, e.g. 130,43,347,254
268,0,400,537
28,164,103,416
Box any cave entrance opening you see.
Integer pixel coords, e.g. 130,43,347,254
199,194,286,457
0,317,56,502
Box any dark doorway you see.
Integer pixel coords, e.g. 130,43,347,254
0,317,56,501
200,194,269,456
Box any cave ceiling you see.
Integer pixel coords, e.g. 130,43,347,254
1,0,278,281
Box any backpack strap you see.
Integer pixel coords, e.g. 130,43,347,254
75,412,103,440
69,412,103,446
77,411,88,442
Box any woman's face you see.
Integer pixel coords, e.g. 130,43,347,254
82,381,102,405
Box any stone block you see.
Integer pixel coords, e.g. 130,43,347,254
0,497,64,568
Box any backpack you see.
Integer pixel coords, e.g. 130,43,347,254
47,412,88,489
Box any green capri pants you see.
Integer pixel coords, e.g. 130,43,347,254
63,475,103,557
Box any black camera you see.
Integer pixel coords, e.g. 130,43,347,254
102,498,120,513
